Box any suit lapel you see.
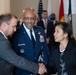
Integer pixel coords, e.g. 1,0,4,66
34,30,40,49
42,20,45,29
34,28,42,55
20,25,32,46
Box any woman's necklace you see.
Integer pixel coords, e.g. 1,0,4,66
60,44,65,52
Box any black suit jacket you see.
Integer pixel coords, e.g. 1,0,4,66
50,41,76,75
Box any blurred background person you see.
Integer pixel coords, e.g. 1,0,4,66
37,10,55,51
50,13,58,25
16,18,23,29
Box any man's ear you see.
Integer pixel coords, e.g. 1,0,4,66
2,22,8,30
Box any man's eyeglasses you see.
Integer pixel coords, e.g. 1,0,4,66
24,17,35,20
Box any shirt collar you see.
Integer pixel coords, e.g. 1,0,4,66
42,19,47,22
0,30,8,39
23,23,34,33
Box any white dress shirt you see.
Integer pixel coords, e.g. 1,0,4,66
23,23,36,41
0,30,8,39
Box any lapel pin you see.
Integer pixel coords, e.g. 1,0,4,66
20,49,25,53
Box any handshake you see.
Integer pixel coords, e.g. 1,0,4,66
38,63,47,75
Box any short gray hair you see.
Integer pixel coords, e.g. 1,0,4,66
0,13,17,25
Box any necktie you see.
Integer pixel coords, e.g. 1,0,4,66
44,19,47,34
30,29,35,48
44,19,47,29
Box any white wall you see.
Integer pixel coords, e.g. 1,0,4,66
10,0,59,20
0,0,10,14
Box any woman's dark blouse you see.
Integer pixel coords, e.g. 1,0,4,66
50,41,76,75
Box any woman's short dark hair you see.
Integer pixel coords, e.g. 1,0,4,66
55,22,76,44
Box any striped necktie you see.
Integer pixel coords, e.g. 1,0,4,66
44,19,47,29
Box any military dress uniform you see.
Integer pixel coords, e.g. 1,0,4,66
11,23,50,75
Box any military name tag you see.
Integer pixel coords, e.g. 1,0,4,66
18,43,25,46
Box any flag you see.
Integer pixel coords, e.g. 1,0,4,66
47,0,51,20
68,0,73,32
59,0,65,22
38,0,43,20
68,0,72,24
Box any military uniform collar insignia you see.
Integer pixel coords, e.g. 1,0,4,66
38,31,41,35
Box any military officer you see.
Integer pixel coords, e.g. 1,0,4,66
11,7,50,75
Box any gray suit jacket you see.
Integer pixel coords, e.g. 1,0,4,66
0,32,39,75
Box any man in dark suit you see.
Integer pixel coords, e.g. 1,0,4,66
16,18,23,29
37,10,55,51
0,13,46,75
10,8,50,75
50,13,58,25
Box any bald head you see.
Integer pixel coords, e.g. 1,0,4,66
22,7,36,29
23,7,36,18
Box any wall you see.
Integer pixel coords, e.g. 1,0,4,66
0,0,10,14
10,0,59,20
